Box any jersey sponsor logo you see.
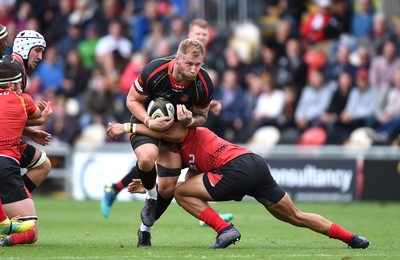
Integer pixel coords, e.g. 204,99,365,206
174,84,186,90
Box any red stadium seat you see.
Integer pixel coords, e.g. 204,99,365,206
297,127,327,146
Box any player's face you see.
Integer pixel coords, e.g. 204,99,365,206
27,46,45,70
177,53,203,82
188,25,209,46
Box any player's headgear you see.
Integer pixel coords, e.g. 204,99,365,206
13,30,46,60
0,60,22,87
0,24,7,41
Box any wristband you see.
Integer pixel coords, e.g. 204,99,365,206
131,123,136,134
148,120,152,129
124,123,131,133
144,116,151,126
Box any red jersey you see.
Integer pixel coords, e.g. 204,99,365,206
179,127,252,172
0,89,38,161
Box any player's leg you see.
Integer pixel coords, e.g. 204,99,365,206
20,143,51,192
264,193,369,248
174,173,241,249
0,199,35,238
136,149,181,247
185,169,234,223
1,199,38,246
101,165,140,218
0,159,39,247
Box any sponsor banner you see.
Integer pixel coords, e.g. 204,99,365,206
363,159,400,201
268,159,357,202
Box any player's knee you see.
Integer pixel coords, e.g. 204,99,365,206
137,157,156,172
157,185,175,198
42,157,52,174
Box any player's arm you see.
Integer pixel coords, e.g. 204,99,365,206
127,79,173,131
107,122,187,142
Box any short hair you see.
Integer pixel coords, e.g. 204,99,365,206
0,61,22,88
177,38,205,59
189,19,209,31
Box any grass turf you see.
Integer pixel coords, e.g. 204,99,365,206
1,196,399,259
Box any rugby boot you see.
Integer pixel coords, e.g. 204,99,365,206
348,235,370,249
210,224,241,249
140,199,157,227
137,229,151,248
0,216,35,238
101,183,117,218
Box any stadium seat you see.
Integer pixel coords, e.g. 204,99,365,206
344,127,373,148
296,127,327,146
247,126,281,147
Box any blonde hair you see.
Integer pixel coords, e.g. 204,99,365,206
177,38,205,59
189,19,209,31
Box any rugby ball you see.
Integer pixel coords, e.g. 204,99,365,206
147,97,175,118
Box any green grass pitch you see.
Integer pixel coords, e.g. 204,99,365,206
1,196,399,259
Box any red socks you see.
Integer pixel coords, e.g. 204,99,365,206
10,229,36,245
115,181,125,192
329,223,353,243
199,207,229,233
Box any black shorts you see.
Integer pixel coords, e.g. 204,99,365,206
130,134,159,150
203,153,285,205
0,157,29,204
19,142,36,169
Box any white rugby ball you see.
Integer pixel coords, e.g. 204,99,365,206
147,97,175,118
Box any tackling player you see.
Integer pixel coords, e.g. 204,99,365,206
107,117,370,249
0,61,42,246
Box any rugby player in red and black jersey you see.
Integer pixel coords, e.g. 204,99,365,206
107,38,214,247
107,118,370,250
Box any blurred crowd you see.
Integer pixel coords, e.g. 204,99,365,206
2,0,400,147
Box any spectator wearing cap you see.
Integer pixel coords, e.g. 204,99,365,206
328,68,377,144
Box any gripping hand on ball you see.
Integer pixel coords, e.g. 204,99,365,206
148,116,174,131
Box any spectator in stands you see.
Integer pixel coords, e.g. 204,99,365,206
328,68,377,144
275,37,308,90
56,23,83,60
33,46,65,99
323,0,352,39
206,69,246,142
242,79,285,143
61,49,90,99
142,21,170,60
44,0,72,44
77,23,100,70
322,70,353,143
294,69,337,131
277,84,300,144
369,39,400,90
95,19,132,65
300,0,333,45
79,66,120,131
167,16,187,53
350,0,375,38
366,69,400,144
324,43,356,82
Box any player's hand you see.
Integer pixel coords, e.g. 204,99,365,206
148,116,174,131
127,179,146,194
31,129,52,146
210,100,222,116
106,122,125,141
176,104,193,126
38,101,53,121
